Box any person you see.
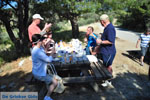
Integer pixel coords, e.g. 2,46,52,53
31,34,58,100
96,14,116,75
42,28,56,56
136,28,150,66
85,26,98,55
28,14,52,43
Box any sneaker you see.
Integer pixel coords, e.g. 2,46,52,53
107,80,112,86
140,62,144,66
101,80,108,87
101,80,112,87
44,96,53,100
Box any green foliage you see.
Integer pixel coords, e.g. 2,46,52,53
53,30,72,42
79,13,100,25
47,0,101,15
53,30,85,43
113,0,150,31
0,45,18,62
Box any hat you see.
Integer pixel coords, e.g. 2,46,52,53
100,14,109,21
32,14,44,20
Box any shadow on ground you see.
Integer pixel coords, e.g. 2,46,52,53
122,50,150,65
112,71,150,100
53,71,150,100
0,71,36,92
0,69,150,100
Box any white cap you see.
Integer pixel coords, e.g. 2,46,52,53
100,14,109,21
32,14,44,20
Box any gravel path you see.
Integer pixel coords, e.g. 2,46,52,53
116,28,141,44
95,22,141,44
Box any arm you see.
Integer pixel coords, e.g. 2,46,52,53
40,23,52,35
136,39,141,48
101,40,113,44
37,49,53,62
96,38,112,45
89,46,93,54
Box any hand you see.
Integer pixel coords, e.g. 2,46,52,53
136,45,138,48
44,23,52,29
96,38,102,45
84,38,87,42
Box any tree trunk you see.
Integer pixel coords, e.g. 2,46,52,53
0,1,30,56
3,19,21,55
17,0,30,54
69,17,79,38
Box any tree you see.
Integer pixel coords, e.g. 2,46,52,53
0,0,30,55
101,0,150,30
45,0,101,38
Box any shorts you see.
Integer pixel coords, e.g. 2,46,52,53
101,53,116,67
141,47,148,56
85,46,95,55
33,74,53,85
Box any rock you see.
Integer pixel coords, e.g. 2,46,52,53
122,64,128,68
18,59,25,67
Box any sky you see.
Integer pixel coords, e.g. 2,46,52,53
3,1,17,9
3,0,46,9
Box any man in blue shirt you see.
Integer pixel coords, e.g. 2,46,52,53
85,26,98,55
32,34,58,100
96,14,116,75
